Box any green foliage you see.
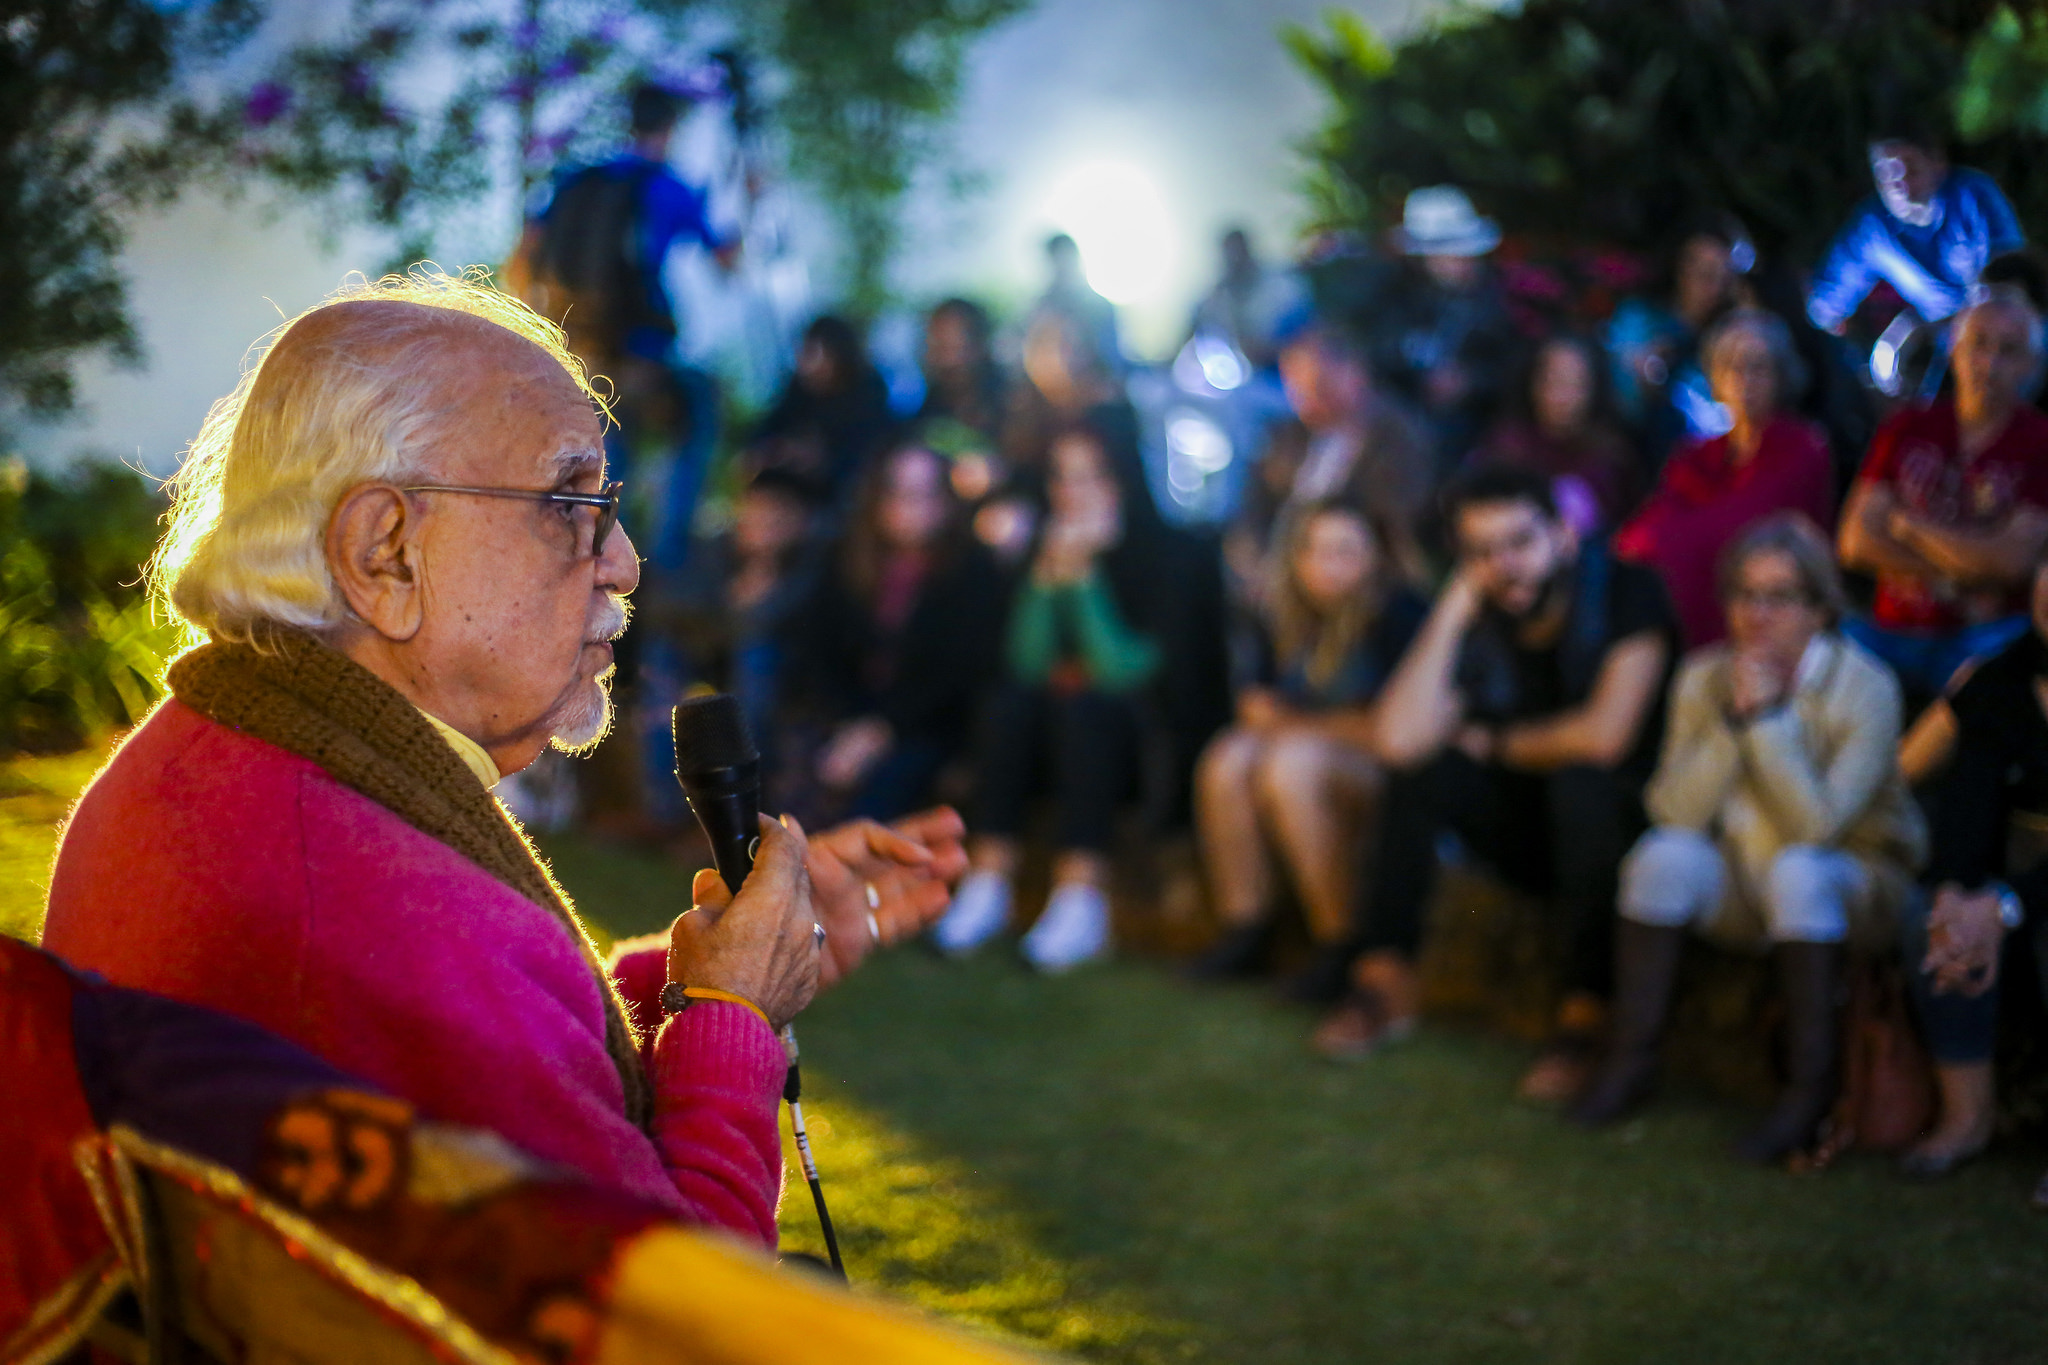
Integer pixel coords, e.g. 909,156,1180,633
3,0,1027,427
1289,0,2048,263
754,0,1031,318
0,459,180,753
1955,4,2048,139
0,0,259,420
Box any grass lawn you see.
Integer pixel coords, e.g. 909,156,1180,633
10,745,2042,1363
0,745,105,943
548,832,2048,1365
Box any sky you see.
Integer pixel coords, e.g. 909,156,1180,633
28,0,1448,474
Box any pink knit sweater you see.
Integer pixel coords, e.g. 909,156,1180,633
41,700,788,1244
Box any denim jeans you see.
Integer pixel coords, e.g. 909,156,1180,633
1900,879,2048,1064
1841,614,2030,701
1620,827,1868,943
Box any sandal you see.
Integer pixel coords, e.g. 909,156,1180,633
1518,1029,1604,1107
1311,987,1417,1063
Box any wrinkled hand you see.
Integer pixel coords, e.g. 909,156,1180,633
1924,883,2006,998
806,806,968,986
667,815,819,1030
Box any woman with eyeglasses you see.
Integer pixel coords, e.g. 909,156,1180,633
1574,514,1926,1164
1615,308,1835,651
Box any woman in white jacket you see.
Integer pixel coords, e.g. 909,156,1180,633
1572,513,1926,1161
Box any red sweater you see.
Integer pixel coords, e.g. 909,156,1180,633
1615,416,1835,648
40,700,788,1245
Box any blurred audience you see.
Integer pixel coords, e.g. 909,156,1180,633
1276,323,1433,580
933,422,1203,972
1321,466,1677,1103
1191,227,1305,373
781,440,1007,823
1030,232,1123,376
920,296,1008,445
1605,218,1753,460
1839,290,2048,700
1807,119,2024,348
1190,500,1428,990
747,314,896,508
1469,333,1641,536
663,468,824,744
1574,516,1924,1162
1616,308,1835,649
1375,186,1517,470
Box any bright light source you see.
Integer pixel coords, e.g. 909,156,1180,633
1046,160,1179,305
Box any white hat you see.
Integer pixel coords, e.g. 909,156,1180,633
1395,185,1501,257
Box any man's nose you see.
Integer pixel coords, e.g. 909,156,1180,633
600,521,641,595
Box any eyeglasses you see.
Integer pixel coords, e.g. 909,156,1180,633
1728,586,1813,611
402,481,623,557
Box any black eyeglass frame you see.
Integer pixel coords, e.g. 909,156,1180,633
401,481,624,557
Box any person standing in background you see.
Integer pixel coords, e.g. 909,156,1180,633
1807,120,2024,349
1374,187,1518,474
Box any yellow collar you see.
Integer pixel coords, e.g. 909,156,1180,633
418,709,501,789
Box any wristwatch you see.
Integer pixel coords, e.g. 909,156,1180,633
1990,882,2026,931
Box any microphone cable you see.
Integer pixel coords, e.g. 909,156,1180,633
781,1025,844,1277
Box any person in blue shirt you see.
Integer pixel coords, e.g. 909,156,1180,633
509,82,739,574
506,82,741,831
1806,127,2024,346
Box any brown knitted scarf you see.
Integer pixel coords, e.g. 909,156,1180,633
169,627,651,1129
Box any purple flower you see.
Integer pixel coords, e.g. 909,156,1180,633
243,81,291,127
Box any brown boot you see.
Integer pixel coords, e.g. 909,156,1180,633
1573,920,1687,1128
1735,941,1843,1165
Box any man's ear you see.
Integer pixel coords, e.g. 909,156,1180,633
327,484,424,642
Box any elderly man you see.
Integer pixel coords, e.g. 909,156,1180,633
1839,288,2048,701
40,274,963,1247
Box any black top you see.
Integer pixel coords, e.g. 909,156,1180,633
782,545,1009,749
748,371,897,506
1455,545,1678,780
1255,587,1431,711
1929,629,2048,889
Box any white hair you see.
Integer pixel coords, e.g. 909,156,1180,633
150,267,608,646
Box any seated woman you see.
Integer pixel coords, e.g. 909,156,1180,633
746,314,896,508
932,421,1177,972
1470,334,1642,536
1188,499,1427,992
1574,515,1925,1165
783,439,1007,823
1615,307,1835,650
1895,553,2048,1202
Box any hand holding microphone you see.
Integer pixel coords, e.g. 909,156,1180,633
666,814,820,1031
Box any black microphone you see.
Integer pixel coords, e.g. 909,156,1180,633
670,693,845,1279
671,693,760,897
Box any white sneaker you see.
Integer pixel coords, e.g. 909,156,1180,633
1020,883,1111,973
931,870,1012,956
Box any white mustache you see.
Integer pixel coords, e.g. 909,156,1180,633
587,593,631,644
